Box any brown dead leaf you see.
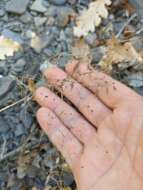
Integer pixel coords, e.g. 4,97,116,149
71,39,92,64
0,36,21,60
99,37,143,72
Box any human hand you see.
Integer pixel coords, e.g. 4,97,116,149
35,61,143,190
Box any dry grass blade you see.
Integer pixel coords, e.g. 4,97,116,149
0,96,32,113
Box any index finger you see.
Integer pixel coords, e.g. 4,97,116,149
66,61,140,109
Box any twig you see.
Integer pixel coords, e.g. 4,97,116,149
0,144,24,162
0,95,32,113
116,13,137,38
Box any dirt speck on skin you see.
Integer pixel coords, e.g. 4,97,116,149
0,0,143,189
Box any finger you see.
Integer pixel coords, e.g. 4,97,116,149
42,66,111,127
35,87,96,144
66,61,140,109
37,107,82,169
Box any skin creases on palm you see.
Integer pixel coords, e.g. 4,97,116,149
35,61,143,190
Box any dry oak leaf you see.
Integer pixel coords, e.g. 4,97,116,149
0,36,21,60
74,0,112,37
99,37,143,72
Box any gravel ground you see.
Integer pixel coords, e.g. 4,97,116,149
0,0,143,189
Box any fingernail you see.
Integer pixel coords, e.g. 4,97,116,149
40,61,55,72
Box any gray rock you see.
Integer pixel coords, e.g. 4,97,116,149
0,9,5,17
34,17,47,27
0,116,10,133
91,46,106,63
46,17,55,26
58,53,70,68
15,123,25,136
14,58,26,73
64,27,73,37
2,29,23,44
0,14,8,22
0,76,16,99
135,87,143,96
36,78,47,87
20,107,33,128
30,0,47,13
42,0,50,7
55,43,62,54
129,0,143,18
20,12,33,24
0,61,6,75
46,6,58,17
62,172,74,186
32,155,41,168
114,21,124,34
31,34,54,53
5,0,30,14
25,30,35,39
84,33,97,46
59,30,66,41
130,37,143,52
43,48,53,56
78,0,90,6
124,72,143,88
49,0,67,5
56,7,74,27
60,41,67,51
27,166,39,178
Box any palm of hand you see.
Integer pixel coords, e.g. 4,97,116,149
35,61,143,190
76,103,143,190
